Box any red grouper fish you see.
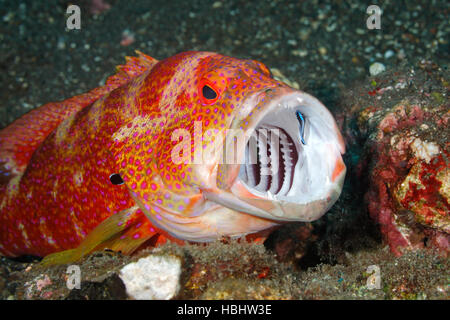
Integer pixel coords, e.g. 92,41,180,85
0,51,346,265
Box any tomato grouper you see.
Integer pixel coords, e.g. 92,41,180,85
0,51,346,265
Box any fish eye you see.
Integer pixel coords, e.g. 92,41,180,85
199,79,220,104
109,173,124,185
202,85,217,100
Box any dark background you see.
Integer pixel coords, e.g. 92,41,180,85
0,0,448,128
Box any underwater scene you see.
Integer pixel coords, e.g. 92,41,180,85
0,0,448,302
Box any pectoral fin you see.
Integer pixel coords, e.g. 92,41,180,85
40,206,157,266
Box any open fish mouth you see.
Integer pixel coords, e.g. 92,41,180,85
239,124,300,198
208,90,346,222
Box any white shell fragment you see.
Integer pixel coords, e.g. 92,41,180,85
119,254,182,300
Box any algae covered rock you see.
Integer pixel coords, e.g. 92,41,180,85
338,60,449,256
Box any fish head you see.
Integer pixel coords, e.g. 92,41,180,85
167,52,346,223
113,51,346,239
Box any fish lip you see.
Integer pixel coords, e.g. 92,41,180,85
214,89,346,222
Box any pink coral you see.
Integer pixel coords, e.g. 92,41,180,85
364,102,449,256
339,62,449,257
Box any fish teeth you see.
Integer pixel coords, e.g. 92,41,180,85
240,126,298,197
245,135,258,187
268,129,281,194
255,129,270,192
277,131,294,196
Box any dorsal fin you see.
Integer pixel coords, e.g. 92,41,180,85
105,50,158,87
0,51,159,183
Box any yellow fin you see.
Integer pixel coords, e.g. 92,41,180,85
93,216,158,255
40,206,143,266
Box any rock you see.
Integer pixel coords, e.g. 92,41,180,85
369,62,386,76
119,254,182,300
66,273,127,300
11,249,184,300
338,60,449,256
384,50,395,59
12,250,130,300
